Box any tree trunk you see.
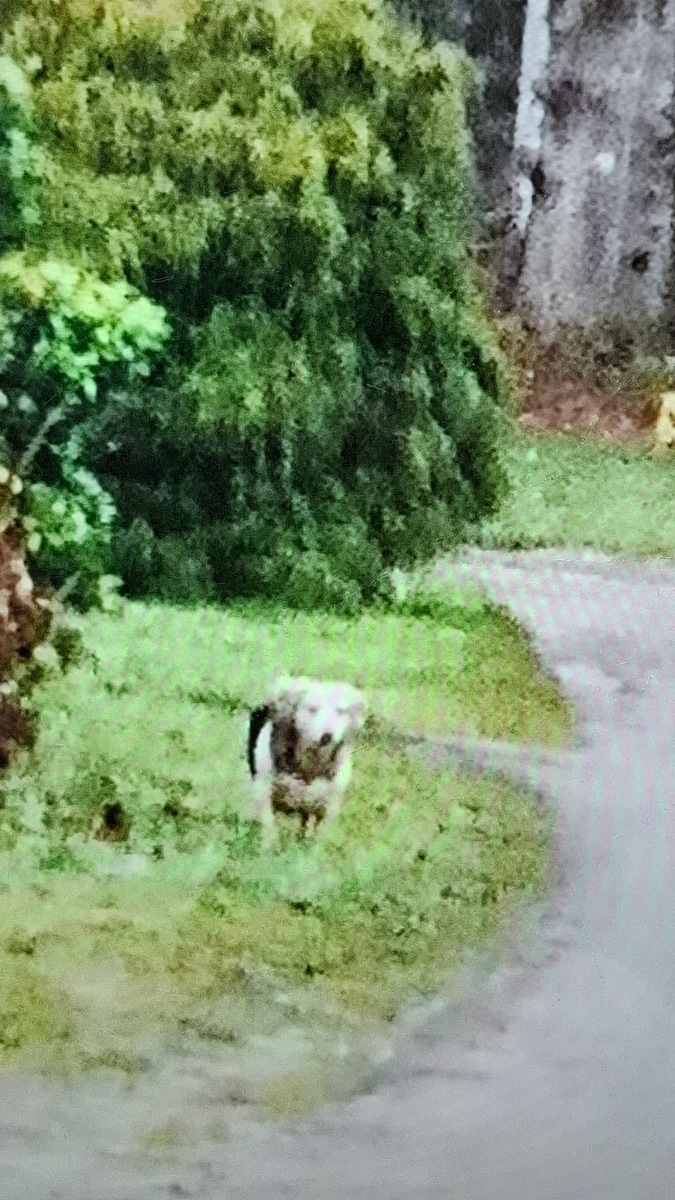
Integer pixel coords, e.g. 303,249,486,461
513,0,675,336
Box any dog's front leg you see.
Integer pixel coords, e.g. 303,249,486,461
315,746,354,836
318,785,343,836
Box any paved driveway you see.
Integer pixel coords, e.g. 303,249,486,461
5,550,675,1199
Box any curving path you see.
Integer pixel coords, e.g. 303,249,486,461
5,549,675,1199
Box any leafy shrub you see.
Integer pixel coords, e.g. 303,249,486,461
0,70,95,742
0,52,43,255
0,463,83,771
0,55,170,609
2,0,511,609
0,256,169,606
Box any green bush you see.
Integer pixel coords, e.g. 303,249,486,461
2,0,511,609
0,52,170,608
0,254,170,606
0,461,88,775
0,53,43,255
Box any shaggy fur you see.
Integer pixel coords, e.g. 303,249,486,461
248,675,367,839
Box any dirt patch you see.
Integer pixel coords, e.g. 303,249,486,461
517,378,656,443
493,314,664,444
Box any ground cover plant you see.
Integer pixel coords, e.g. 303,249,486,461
0,587,571,1077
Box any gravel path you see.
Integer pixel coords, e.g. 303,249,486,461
5,549,675,1200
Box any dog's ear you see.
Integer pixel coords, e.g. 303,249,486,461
269,709,300,773
339,685,367,732
348,694,367,732
269,674,311,715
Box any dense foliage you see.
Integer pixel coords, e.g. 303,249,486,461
0,463,85,773
1,0,511,611
0,44,170,607
0,56,110,760
0,252,169,604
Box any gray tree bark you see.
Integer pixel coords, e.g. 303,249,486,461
514,0,675,335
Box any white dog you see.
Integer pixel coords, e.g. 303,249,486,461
247,675,367,841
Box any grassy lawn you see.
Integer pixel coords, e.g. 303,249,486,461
477,432,675,556
0,589,571,1079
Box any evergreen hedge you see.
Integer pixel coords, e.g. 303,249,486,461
1,0,510,610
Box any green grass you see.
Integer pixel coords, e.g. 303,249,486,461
477,432,675,556
0,590,571,1077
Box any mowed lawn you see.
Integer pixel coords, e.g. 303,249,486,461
0,591,572,1077
478,432,675,556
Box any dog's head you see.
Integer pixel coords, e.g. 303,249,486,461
270,675,367,760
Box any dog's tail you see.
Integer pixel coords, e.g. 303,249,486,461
247,705,272,776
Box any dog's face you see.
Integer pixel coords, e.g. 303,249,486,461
264,676,365,777
271,676,366,762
